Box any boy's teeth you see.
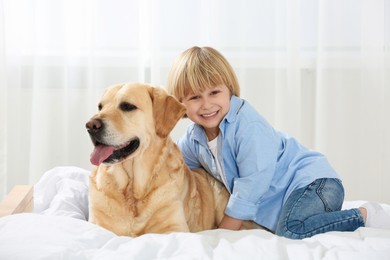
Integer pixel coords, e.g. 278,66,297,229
203,112,217,118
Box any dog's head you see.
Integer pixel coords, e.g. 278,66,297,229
86,83,186,166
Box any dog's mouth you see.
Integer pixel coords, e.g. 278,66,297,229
90,138,140,166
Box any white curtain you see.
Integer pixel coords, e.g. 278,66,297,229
1,0,389,203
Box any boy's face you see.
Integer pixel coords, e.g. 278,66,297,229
182,84,231,140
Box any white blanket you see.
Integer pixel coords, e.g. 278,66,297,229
1,166,390,260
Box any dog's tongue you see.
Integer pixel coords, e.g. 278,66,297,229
90,145,115,166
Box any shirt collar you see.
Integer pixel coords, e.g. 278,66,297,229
224,95,244,124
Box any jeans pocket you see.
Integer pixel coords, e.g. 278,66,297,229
316,178,344,212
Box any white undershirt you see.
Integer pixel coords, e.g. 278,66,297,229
207,137,229,191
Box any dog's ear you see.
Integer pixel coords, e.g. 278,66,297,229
148,86,186,138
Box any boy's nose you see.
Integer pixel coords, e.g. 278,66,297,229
201,98,212,109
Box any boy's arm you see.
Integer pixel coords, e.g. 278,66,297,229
218,214,243,230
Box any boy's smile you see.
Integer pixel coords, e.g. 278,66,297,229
182,84,231,140
201,111,218,119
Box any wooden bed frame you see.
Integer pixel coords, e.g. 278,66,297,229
0,185,34,217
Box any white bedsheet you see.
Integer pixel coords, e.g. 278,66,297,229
1,166,390,260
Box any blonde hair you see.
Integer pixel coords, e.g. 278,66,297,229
166,46,240,101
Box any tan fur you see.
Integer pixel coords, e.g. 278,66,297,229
87,82,258,237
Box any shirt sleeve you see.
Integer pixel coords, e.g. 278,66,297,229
177,132,202,169
224,120,280,221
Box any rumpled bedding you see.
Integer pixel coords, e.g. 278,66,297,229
0,166,390,260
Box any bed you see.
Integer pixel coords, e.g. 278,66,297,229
1,166,390,260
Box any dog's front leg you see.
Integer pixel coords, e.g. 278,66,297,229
144,203,190,234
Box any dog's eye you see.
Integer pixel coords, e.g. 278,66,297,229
98,103,103,111
120,102,137,112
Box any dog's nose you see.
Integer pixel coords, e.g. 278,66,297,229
86,118,102,133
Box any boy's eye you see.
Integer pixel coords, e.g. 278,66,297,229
188,95,199,101
210,90,220,95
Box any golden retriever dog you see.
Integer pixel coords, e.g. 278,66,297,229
86,82,257,237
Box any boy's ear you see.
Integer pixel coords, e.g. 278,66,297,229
148,86,186,138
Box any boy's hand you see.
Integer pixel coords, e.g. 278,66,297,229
218,214,243,230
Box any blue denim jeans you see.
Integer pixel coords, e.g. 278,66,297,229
275,178,365,239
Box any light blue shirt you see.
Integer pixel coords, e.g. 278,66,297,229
177,96,339,231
